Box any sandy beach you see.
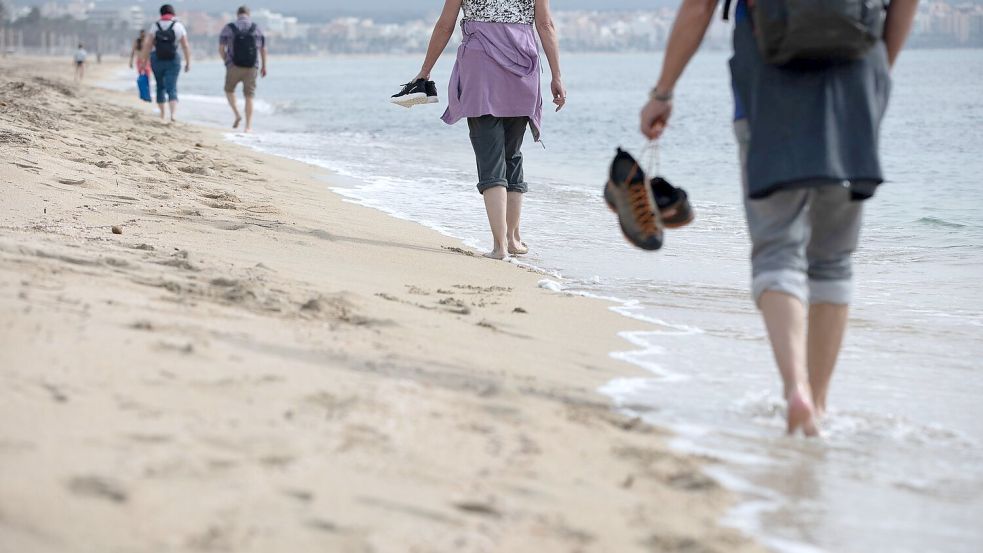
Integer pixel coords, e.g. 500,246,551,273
0,57,762,552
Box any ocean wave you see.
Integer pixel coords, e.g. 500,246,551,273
182,93,276,114
916,216,969,229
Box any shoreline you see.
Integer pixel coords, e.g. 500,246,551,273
0,56,764,552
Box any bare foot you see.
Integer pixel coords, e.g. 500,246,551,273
483,249,508,260
243,127,252,134
787,388,819,437
508,241,528,255
812,392,828,420
233,115,242,129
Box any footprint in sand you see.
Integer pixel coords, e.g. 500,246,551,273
66,476,128,504
438,297,471,315
201,191,240,203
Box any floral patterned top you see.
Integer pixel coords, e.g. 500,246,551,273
462,0,535,25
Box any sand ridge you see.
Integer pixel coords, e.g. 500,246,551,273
0,58,763,553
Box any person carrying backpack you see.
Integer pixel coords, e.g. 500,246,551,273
141,4,191,123
627,0,919,436
219,6,268,133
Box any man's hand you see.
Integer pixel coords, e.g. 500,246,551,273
551,78,566,112
261,66,268,78
640,97,672,140
184,62,191,73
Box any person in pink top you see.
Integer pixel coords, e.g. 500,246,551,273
129,30,151,76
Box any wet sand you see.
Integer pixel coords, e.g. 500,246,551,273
0,57,763,553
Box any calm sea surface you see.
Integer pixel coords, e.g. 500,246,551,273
127,48,983,552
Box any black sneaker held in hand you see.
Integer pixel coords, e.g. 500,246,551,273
390,78,439,108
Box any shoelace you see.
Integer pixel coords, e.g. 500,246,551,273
622,161,660,235
640,140,661,177
628,174,659,235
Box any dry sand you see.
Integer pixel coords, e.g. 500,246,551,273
0,57,763,553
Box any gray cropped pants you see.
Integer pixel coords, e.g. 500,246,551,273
467,115,529,194
735,119,864,306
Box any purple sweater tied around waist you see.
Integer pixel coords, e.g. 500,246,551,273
441,20,543,141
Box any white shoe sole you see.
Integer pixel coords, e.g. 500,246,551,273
390,93,439,108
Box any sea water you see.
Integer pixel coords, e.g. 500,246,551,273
147,49,983,552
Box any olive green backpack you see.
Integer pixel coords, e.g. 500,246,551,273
723,0,888,65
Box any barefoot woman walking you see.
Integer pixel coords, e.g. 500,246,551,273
414,0,565,259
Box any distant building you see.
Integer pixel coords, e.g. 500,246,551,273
252,8,304,39
40,0,88,20
183,11,231,37
87,6,144,31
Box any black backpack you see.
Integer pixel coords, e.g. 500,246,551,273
154,21,178,61
724,0,887,65
230,23,258,68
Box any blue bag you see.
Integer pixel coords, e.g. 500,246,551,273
137,74,151,103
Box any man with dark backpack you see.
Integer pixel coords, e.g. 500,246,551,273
631,0,919,437
219,6,268,132
141,4,191,123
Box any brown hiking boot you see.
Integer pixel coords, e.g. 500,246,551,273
604,148,664,251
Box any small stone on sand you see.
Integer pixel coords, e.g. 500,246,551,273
111,226,122,235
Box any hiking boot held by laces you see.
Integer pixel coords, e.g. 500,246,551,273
604,148,664,251
650,176,694,228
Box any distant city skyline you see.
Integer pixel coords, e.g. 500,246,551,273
9,0,983,19
7,0,683,20
4,0,983,55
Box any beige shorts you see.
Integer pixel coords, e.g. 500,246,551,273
224,66,258,97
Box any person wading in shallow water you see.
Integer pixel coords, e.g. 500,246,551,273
411,0,566,260
635,0,919,435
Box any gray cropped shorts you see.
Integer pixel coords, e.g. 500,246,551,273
467,115,529,194
735,119,864,306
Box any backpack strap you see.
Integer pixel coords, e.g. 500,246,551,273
722,0,733,21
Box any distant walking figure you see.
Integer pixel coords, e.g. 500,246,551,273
219,5,268,132
73,44,87,82
129,30,153,103
636,0,920,435
413,0,565,260
142,4,191,123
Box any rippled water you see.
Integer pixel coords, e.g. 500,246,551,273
143,48,983,552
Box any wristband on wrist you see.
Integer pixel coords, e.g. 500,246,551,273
650,87,673,102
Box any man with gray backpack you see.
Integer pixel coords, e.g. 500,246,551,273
632,0,919,436
219,5,268,133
